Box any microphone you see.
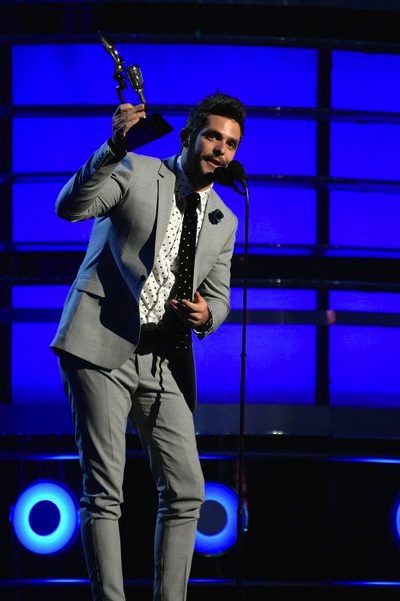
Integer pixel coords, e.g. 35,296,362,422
125,64,146,105
228,160,246,184
213,160,247,189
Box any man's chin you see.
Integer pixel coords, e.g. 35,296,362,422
190,170,214,190
201,168,216,184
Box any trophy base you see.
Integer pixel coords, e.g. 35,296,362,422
125,112,173,150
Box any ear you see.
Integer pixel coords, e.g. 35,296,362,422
180,128,190,148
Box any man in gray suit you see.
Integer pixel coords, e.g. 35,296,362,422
50,92,246,601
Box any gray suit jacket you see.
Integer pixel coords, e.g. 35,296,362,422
50,140,238,410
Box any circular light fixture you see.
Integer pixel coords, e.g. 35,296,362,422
394,499,400,543
10,480,79,555
195,482,247,556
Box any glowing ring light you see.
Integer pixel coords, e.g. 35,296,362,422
11,481,79,555
395,501,400,541
195,482,244,555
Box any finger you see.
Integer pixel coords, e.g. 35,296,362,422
113,103,134,119
113,104,145,126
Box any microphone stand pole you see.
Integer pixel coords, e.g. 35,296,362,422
235,179,249,601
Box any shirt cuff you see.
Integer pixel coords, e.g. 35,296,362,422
194,311,214,336
108,137,127,158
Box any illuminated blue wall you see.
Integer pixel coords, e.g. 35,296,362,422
6,41,400,411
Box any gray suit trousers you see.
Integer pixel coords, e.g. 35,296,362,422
59,331,205,601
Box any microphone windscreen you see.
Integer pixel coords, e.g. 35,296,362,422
228,160,246,182
213,160,246,187
213,166,232,186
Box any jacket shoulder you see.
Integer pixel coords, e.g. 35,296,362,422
125,153,177,178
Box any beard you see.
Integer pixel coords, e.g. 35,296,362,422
183,143,215,189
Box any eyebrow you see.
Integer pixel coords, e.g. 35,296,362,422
204,128,240,146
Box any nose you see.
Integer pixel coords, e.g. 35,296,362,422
213,141,226,156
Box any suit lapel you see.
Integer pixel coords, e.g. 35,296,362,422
194,189,225,286
154,159,176,258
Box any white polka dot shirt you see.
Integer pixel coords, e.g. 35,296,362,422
139,155,210,325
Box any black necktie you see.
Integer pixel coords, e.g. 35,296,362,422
174,192,200,350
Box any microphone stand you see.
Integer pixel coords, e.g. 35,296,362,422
212,164,249,601
233,178,249,601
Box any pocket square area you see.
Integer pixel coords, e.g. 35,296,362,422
208,209,224,224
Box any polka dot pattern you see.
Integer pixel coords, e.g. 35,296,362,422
139,155,210,328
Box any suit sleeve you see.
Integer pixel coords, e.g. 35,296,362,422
55,141,133,221
196,216,237,339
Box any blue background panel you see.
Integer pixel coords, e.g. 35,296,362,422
13,183,93,243
331,51,400,112
12,287,68,405
12,323,65,404
12,286,69,308
225,185,316,246
12,44,317,108
330,326,400,408
194,324,316,405
242,119,316,175
330,190,400,248
230,288,316,310
329,291,400,313
330,122,400,180
13,117,115,173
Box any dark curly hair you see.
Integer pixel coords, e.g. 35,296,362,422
184,92,246,140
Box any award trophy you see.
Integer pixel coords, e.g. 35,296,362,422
99,32,173,150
